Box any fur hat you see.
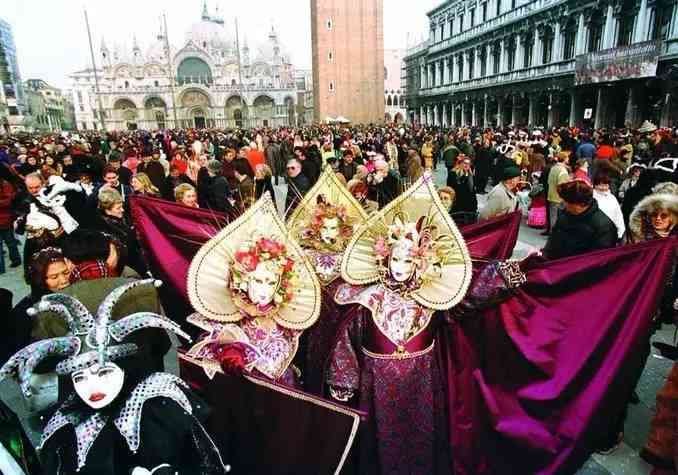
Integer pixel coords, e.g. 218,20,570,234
629,192,678,240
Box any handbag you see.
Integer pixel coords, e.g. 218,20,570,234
528,206,547,228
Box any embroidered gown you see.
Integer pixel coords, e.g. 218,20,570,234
328,263,514,475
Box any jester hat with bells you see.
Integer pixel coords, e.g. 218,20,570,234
341,173,473,310
0,278,191,398
0,280,194,471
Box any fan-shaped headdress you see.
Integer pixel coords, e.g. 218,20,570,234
287,167,369,252
187,192,322,330
341,173,473,310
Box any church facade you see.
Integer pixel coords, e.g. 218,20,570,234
70,3,300,131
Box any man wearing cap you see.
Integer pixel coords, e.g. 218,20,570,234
479,166,521,220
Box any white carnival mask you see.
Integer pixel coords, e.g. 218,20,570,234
246,263,280,306
320,217,341,245
389,240,416,282
72,362,125,409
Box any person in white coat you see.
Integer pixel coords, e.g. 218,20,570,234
593,173,625,240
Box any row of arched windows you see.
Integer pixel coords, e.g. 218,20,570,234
386,95,405,107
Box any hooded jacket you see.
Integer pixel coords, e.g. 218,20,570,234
628,192,678,243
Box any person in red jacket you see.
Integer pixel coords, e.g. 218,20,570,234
0,166,21,274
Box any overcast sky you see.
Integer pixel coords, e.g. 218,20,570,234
2,0,439,89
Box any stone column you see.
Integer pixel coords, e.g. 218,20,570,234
625,86,641,127
475,47,482,78
442,103,448,127
433,105,438,126
511,95,520,125
634,0,649,43
594,88,605,128
461,102,466,126
421,66,426,88
443,58,449,84
553,21,563,61
483,95,490,127
488,44,495,75
497,98,505,127
528,95,536,126
499,39,507,73
467,50,474,80
451,102,457,126
516,34,524,69
420,106,425,125
472,101,478,126
670,2,678,39
532,29,542,66
661,93,672,127
569,91,579,127
452,56,459,83
547,94,555,127
603,3,615,49
576,13,586,55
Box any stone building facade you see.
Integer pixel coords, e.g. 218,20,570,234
384,48,407,123
70,3,300,131
311,0,385,124
24,79,65,132
403,0,678,129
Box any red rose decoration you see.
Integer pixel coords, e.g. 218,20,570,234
209,342,248,376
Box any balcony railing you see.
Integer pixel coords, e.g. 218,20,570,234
405,40,431,58
418,58,575,96
426,0,566,55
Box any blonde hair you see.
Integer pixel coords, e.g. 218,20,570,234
98,188,123,210
133,173,160,195
174,183,196,203
256,164,273,178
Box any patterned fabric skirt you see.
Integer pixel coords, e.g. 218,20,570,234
358,347,451,475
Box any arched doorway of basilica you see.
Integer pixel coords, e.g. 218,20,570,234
394,112,404,124
285,96,295,126
225,95,247,128
181,90,210,129
253,95,275,127
191,107,207,129
144,96,167,129
113,98,138,130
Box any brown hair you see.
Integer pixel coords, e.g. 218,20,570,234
27,247,67,295
558,180,593,205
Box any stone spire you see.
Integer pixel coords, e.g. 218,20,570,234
202,0,210,21
242,36,250,67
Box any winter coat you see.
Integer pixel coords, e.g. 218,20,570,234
0,180,16,229
543,200,618,260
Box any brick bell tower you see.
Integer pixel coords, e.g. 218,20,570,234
310,0,385,124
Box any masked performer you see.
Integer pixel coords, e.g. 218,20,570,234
327,173,526,475
181,193,322,386
286,168,369,392
0,279,228,475
287,167,368,286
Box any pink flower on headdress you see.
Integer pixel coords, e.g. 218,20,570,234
374,237,390,259
235,250,259,272
258,238,285,257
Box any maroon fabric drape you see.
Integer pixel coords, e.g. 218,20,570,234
460,211,522,262
440,238,677,474
129,196,229,325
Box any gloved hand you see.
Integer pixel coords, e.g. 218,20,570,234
50,204,79,234
130,464,176,475
44,176,82,200
208,342,248,376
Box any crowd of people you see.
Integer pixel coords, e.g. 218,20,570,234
0,118,676,473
